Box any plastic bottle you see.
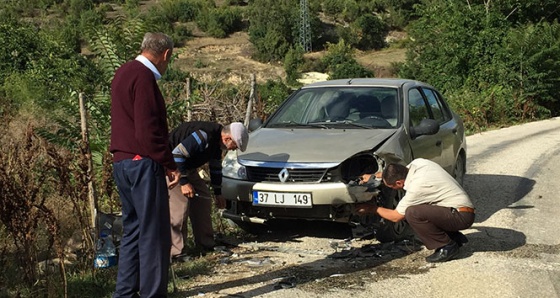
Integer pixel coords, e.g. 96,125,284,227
94,232,117,268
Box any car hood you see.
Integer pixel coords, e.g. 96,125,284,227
238,128,396,163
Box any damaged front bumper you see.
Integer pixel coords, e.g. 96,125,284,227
221,177,383,223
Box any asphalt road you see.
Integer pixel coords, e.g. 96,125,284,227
260,117,560,298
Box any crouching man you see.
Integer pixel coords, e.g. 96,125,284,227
356,158,475,263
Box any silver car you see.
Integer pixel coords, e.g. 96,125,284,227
221,78,466,242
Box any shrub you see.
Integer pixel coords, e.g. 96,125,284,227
284,45,305,85
196,6,243,38
322,40,374,79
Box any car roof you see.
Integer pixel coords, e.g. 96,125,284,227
300,78,433,89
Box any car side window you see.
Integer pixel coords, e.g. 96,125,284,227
422,88,446,124
408,88,430,127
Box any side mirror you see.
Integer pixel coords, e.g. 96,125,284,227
248,118,263,132
410,118,439,139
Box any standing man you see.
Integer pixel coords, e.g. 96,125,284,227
356,158,475,263
110,32,180,297
168,121,248,261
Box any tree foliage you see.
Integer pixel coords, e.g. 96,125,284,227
248,0,299,62
196,6,244,38
398,0,560,131
322,40,374,79
284,45,305,85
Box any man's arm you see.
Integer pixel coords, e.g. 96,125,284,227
208,158,226,209
355,204,405,222
376,207,405,222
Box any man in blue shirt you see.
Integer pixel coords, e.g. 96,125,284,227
168,121,248,261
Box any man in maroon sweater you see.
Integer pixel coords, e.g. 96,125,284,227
110,32,180,298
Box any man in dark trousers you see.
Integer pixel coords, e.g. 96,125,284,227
168,121,248,261
356,158,475,263
110,32,180,297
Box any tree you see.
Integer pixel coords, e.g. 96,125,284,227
398,0,560,131
248,0,299,62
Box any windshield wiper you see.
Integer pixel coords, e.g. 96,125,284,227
308,120,372,129
267,121,328,129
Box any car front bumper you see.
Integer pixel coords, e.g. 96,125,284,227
221,177,379,222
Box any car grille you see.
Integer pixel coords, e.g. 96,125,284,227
246,167,330,183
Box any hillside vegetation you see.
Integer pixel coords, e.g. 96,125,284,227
0,0,559,296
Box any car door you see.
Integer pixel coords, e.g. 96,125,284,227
406,87,443,164
421,87,459,173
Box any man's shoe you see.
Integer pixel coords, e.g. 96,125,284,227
425,241,460,263
447,231,468,247
171,253,190,263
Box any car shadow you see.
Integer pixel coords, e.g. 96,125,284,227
463,173,536,223
249,220,354,241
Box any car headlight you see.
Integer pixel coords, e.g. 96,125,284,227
222,150,247,180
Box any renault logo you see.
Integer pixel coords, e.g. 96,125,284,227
278,168,290,183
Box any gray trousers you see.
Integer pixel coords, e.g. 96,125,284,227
405,204,475,250
169,169,215,257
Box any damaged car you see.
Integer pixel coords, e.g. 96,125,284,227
221,78,466,242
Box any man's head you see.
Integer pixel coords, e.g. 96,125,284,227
221,122,249,152
382,163,408,190
140,32,174,75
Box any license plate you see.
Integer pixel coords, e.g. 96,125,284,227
252,191,312,207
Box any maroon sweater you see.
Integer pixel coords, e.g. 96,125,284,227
110,59,177,171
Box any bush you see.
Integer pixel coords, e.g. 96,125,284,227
196,6,243,38
159,0,204,23
322,40,374,79
284,46,305,85
354,14,388,50
248,0,298,62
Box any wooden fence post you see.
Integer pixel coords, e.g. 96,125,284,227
79,93,97,231
186,77,192,122
244,74,256,126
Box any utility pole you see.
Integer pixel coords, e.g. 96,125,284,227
299,0,312,52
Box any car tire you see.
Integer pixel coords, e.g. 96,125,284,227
453,153,466,186
375,186,414,243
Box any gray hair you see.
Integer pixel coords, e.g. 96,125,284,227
141,32,173,55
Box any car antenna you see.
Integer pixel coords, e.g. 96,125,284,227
347,78,354,84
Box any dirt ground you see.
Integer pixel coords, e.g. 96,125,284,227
169,221,428,297
173,31,406,85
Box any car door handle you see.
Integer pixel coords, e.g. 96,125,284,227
436,140,442,146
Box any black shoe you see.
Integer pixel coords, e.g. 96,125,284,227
425,241,460,263
171,253,190,263
447,231,468,247
192,245,215,256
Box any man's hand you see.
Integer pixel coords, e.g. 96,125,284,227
181,183,195,198
166,169,180,189
214,195,226,210
355,201,378,216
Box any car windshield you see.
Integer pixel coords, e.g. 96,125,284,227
266,87,399,129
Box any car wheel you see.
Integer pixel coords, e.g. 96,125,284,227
375,187,414,243
453,153,466,186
